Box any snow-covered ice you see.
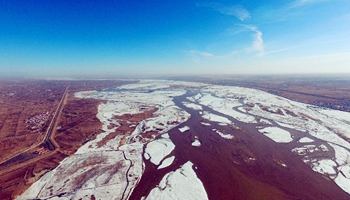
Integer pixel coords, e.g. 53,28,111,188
182,101,203,110
335,173,350,195
191,138,201,147
260,118,272,125
292,145,317,155
179,126,190,132
158,156,175,170
145,161,208,200
299,137,315,143
258,127,293,143
213,129,234,140
202,111,232,125
311,159,337,175
200,122,211,126
196,93,256,123
144,138,175,166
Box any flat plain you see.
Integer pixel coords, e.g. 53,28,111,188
1,76,350,200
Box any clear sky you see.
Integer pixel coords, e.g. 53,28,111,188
1,0,349,78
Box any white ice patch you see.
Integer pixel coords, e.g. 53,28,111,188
213,129,234,140
198,93,256,123
192,139,201,147
335,173,350,195
258,127,293,143
319,144,329,152
292,145,317,155
260,118,272,125
299,137,315,143
328,143,350,194
187,93,203,102
143,105,191,135
200,122,211,126
312,159,337,175
179,126,190,133
118,80,208,91
182,101,203,110
202,112,232,125
145,138,175,166
158,156,175,170
145,161,208,200
330,143,350,166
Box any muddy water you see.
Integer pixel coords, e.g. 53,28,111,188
130,91,350,200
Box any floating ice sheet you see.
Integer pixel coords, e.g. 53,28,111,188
258,127,293,143
145,161,208,200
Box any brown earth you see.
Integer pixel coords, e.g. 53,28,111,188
0,79,132,200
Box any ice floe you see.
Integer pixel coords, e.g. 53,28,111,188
293,145,317,155
178,126,190,132
311,159,337,175
260,118,273,125
299,137,315,143
202,111,232,125
258,127,293,143
182,101,203,110
145,161,208,200
213,129,234,140
200,122,211,126
144,138,175,166
158,156,175,170
335,173,350,195
191,136,201,147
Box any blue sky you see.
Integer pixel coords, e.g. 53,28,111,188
1,0,349,78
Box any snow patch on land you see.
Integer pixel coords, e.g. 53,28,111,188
18,151,131,200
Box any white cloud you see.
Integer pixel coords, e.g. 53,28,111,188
217,5,250,21
197,3,250,21
240,25,265,57
265,44,307,55
290,0,330,8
